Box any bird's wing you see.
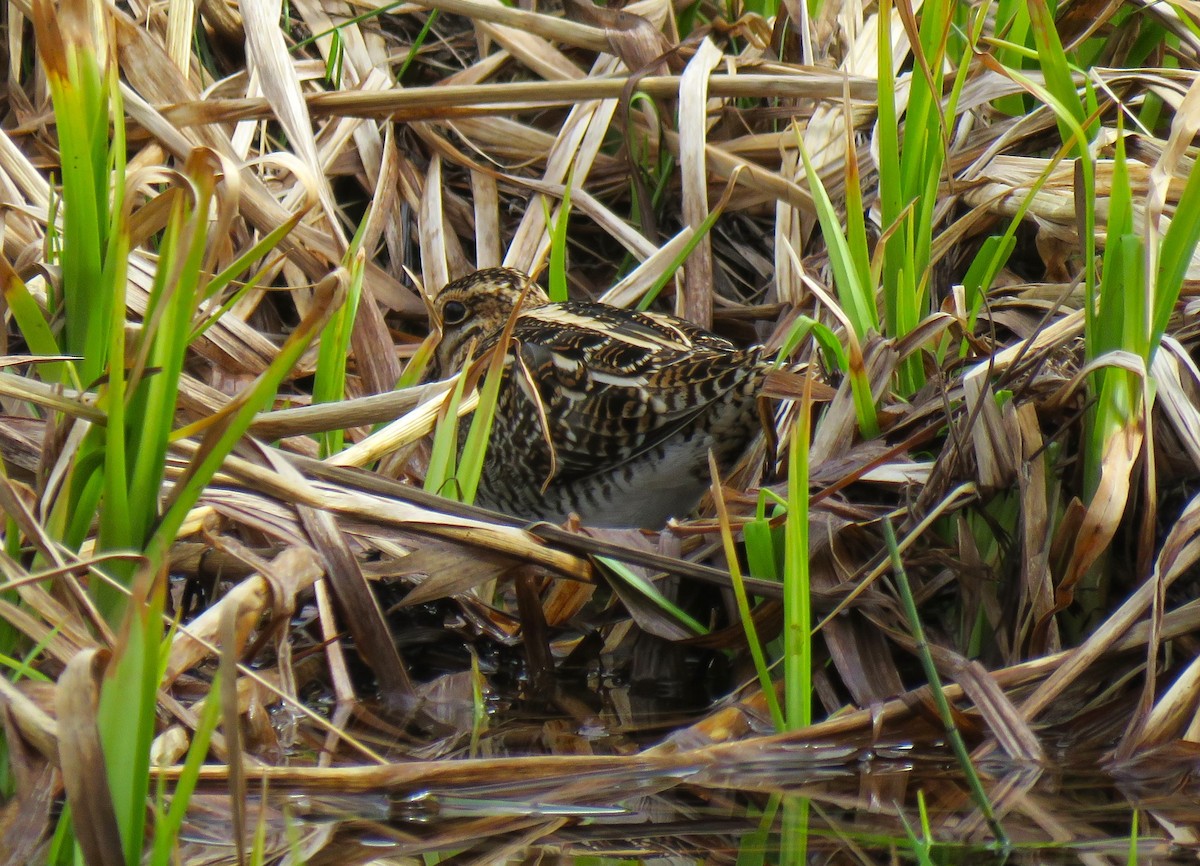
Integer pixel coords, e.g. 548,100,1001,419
502,303,763,480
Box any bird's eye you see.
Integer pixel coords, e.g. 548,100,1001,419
442,300,468,325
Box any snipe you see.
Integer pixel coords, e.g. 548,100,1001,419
431,268,774,527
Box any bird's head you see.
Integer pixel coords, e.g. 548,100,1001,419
429,267,549,376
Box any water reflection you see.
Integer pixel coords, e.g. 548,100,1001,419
169,743,1200,865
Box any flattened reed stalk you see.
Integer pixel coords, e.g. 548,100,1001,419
5,0,1200,859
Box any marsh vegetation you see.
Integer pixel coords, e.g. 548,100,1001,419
2,0,1200,862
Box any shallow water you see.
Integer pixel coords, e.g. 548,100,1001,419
173,586,1200,864
174,739,1200,865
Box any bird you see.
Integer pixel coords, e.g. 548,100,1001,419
429,267,776,528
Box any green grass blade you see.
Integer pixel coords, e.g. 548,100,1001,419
597,556,707,635
795,131,877,337
711,454,784,729
743,504,779,583
150,666,223,866
0,266,64,380
146,273,348,570
547,172,573,303
457,280,539,504
122,161,218,564
780,795,810,866
314,247,366,457
991,0,1032,115
635,171,740,312
1027,0,1089,137
396,9,439,83
425,369,470,499
783,401,811,731
1153,99,1200,349
456,353,504,506
883,520,1009,848
97,575,166,864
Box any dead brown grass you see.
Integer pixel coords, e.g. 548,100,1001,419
4,0,1200,861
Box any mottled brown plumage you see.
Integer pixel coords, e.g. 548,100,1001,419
431,267,771,527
